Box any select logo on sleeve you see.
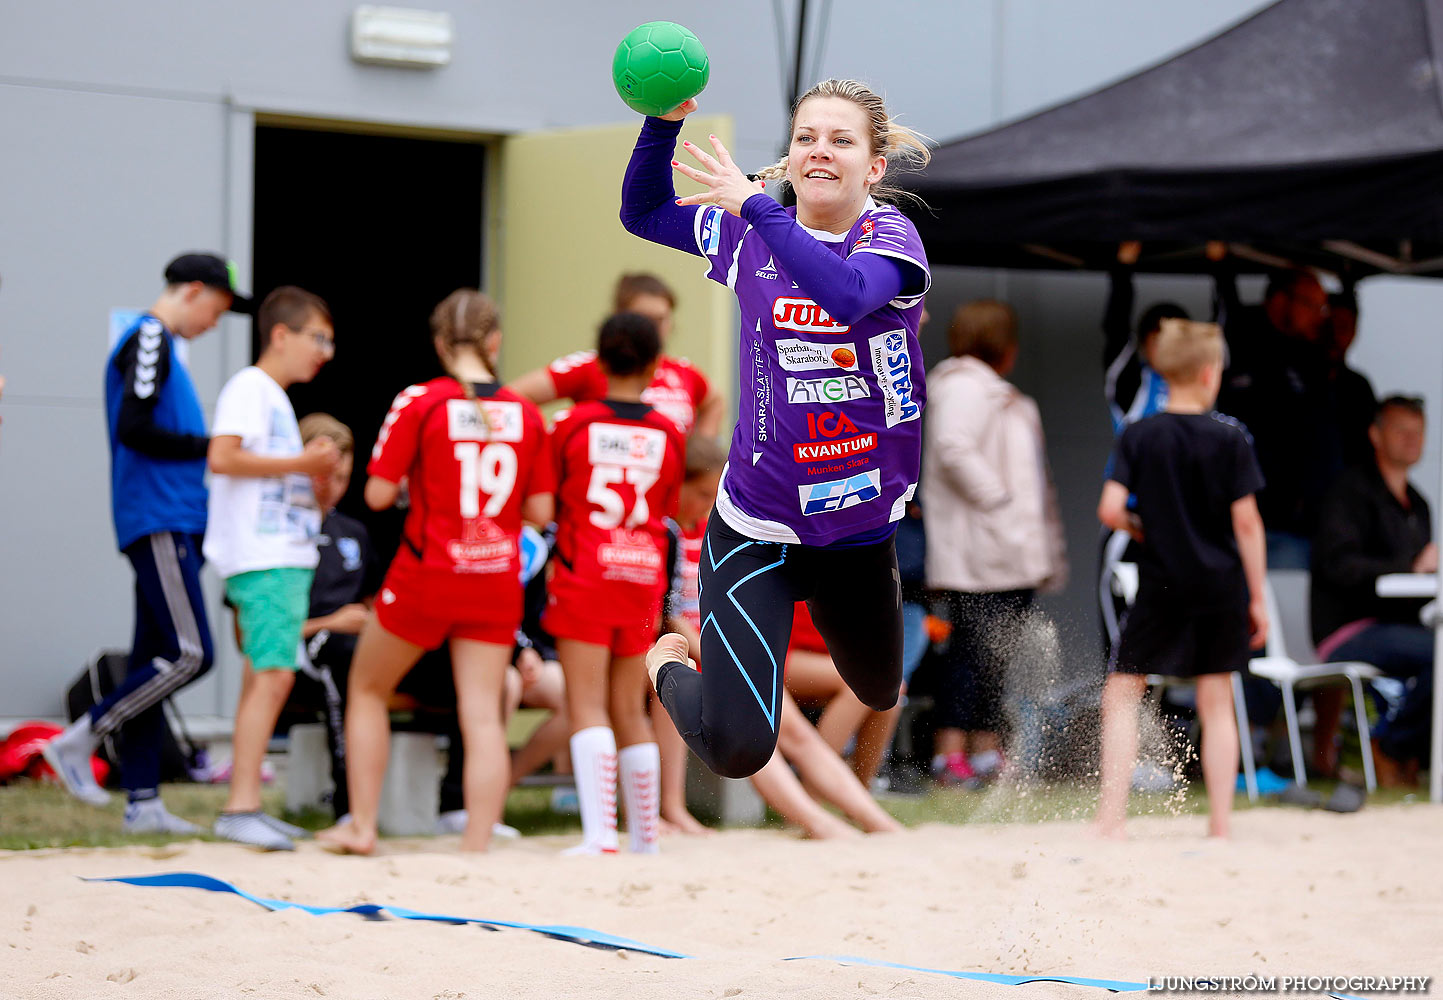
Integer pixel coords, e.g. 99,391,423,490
797,470,882,515
786,374,870,404
869,330,920,427
794,411,877,462
772,297,851,334
776,339,859,372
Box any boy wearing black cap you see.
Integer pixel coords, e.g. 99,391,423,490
43,252,251,834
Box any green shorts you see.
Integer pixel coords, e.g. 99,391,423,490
225,568,315,672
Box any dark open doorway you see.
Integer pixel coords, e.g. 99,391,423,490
252,123,486,559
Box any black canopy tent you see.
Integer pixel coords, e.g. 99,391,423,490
905,0,1443,277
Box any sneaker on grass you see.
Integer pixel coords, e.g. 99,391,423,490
123,798,203,835
257,813,311,840
40,722,110,807
214,811,295,851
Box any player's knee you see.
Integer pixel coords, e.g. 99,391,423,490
856,681,900,713
711,736,774,779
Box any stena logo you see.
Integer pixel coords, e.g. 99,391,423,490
772,297,851,334
868,330,920,427
797,470,882,515
786,375,870,405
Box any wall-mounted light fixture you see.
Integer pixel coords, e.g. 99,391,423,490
351,6,452,68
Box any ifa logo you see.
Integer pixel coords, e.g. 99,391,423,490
772,297,851,334
797,470,882,516
793,411,878,462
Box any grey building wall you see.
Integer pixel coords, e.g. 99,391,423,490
6,1,1436,718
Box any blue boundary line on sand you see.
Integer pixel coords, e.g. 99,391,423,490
84,873,692,959
89,873,1374,997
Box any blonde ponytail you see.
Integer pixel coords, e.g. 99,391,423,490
430,288,502,440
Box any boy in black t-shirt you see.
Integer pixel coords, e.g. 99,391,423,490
1095,320,1268,839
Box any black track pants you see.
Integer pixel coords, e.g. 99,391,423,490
656,514,903,778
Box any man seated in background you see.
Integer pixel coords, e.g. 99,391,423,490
1311,395,1437,786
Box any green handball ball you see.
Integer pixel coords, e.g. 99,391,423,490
612,21,710,117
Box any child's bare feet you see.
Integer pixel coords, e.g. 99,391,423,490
646,633,693,690
317,819,377,855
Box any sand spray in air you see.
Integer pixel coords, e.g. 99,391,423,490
939,603,1199,824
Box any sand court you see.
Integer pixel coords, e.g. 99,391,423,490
5,806,1439,1000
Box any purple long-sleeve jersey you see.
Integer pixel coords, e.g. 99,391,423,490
621,117,930,547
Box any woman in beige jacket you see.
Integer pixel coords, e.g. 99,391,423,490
920,300,1066,785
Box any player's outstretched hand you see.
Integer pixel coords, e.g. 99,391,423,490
659,98,698,122
673,133,765,218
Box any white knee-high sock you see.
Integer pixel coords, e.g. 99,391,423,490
569,726,618,853
619,741,661,854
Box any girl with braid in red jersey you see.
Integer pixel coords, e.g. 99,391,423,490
319,290,554,855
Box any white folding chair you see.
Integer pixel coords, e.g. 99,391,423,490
1247,570,1379,791
1102,548,1258,801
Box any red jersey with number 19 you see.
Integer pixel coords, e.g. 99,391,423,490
369,378,554,620
547,400,685,627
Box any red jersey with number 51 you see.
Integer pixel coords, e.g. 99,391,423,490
549,400,685,621
369,378,554,615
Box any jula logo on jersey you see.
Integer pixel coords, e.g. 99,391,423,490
772,297,851,334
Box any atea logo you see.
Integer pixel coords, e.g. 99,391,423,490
797,469,882,515
868,329,920,427
786,375,870,404
772,297,850,334
794,411,877,462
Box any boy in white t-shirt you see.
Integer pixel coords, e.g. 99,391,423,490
206,286,339,849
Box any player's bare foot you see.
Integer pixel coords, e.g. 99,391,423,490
801,813,861,840
862,814,904,835
646,632,693,689
660,806,713,836
317,820,376,855
1092,820,1128,841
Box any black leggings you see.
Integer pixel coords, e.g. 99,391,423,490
656,514,903,778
